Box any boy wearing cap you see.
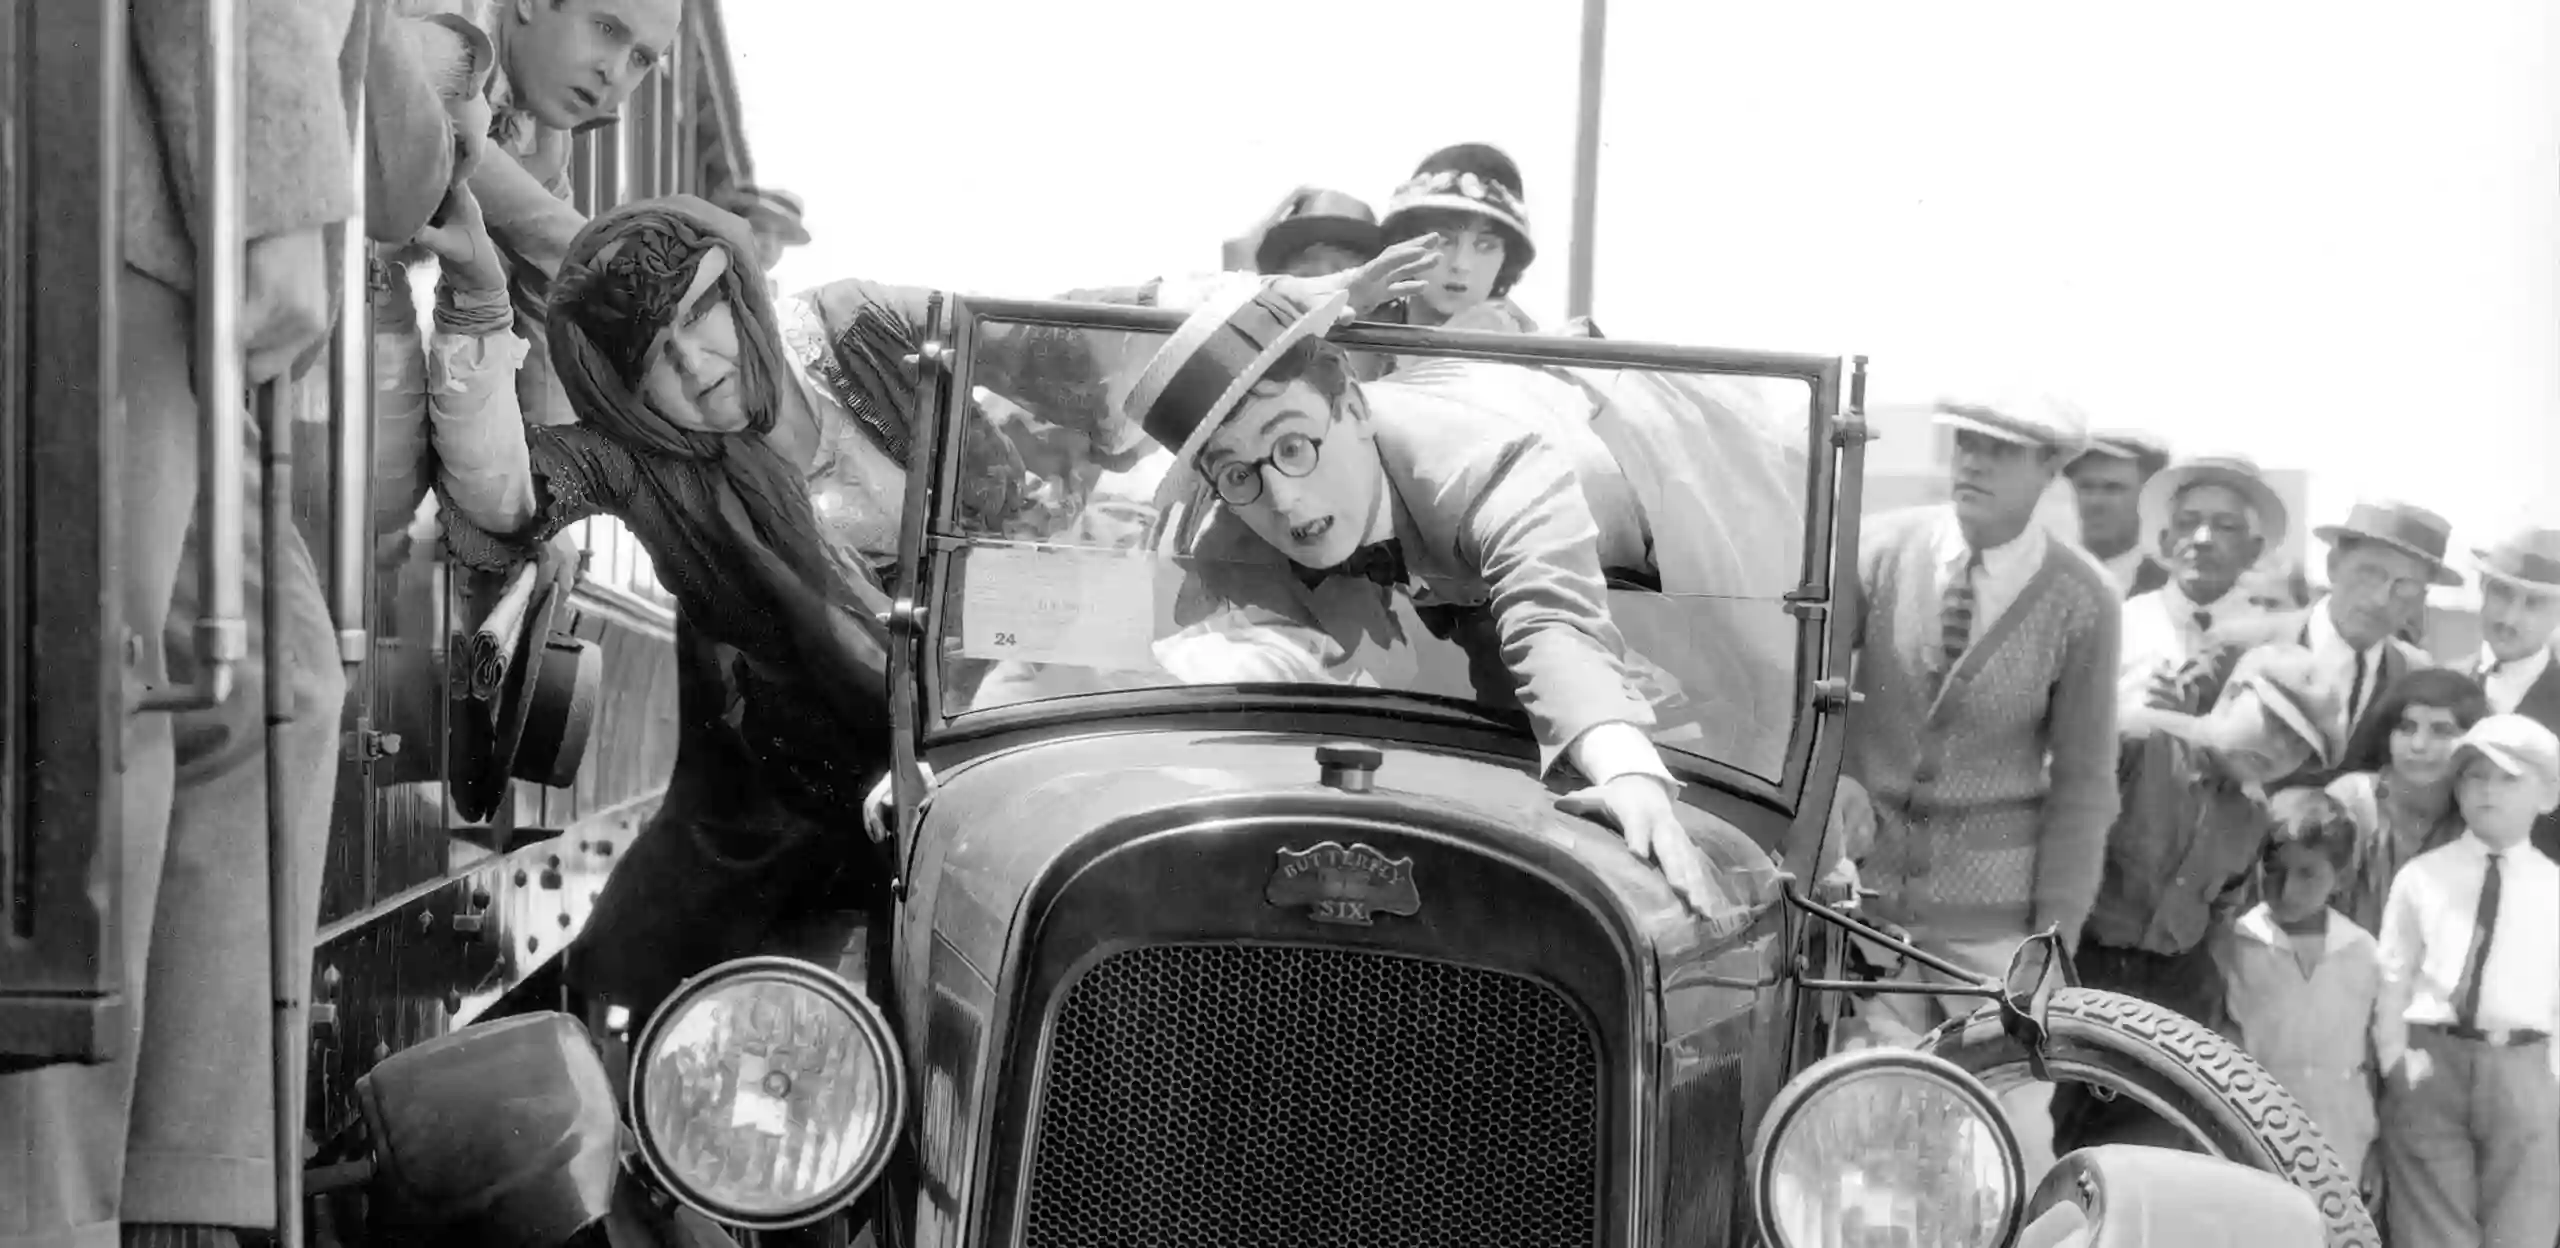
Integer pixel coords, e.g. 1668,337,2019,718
2372,713,2560,1248
1125,262,1731,921
2467,524,2560,862
1839,395,2121,1043
2064,431,2172,597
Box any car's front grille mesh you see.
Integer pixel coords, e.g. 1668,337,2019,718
1019,943,1603,1248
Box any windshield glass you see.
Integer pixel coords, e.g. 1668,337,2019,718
925,309,1822,786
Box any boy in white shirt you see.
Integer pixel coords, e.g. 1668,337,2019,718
2373,713,2560,1248
2222,789,2383,1202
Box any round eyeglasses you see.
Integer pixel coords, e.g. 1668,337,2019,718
1206,432,1325,507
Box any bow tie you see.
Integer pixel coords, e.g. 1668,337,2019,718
1296,539,1408,592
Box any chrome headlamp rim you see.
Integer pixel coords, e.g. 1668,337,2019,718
1747,1047,2028,1248
626,955,910,1232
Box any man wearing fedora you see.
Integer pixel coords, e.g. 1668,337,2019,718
1838,394,2122,1040
715,184,815,276
2159,499,2458,794
2468,523,2560,863
2065,430,2173,597
2115,453,2288,706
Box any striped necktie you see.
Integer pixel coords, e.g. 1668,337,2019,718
1934,551,1980,693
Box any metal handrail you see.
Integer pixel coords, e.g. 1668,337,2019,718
138,0,247,710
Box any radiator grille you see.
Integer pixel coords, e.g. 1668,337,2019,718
1019,943,1604,1248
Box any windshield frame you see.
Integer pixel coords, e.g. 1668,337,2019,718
900,295,1854,817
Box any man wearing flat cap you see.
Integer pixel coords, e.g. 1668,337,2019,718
2467,523,2560,861
2066,430,2172,598
2159,498,2458,793
2115,453,2289,708
1837,393,2121,1059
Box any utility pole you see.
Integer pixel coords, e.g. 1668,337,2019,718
1564,0,1609,321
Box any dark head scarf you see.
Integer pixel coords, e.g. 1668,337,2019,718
547,196,889,757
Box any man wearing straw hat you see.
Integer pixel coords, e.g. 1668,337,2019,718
2115,453,2289,709
2065,430,2173,597
1120,252,1739,922
2467,523,2560,862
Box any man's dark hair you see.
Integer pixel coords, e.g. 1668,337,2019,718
2262,788,2357,873
1223,336,1357,428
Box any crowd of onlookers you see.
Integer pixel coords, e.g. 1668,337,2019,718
1827,405,2560,1248
6,0,2550,1241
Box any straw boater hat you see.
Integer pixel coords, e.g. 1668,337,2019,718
2312,499,2464,587
2471,523,2560,593
1121,279,1352,483
1255,188,1383,275
1379,143,1536,272
2138,453,2289,560
1927,392,2090,455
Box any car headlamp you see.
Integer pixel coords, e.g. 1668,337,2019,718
628,956,908,1230
1749,1048,2026,1248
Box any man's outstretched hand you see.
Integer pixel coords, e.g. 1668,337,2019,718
1558,773,1726,919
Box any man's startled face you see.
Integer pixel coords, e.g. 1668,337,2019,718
507,0,679,131
2479,577,2560,665
639,249,749,432
1198,378,1382,571
1948,429,2059,539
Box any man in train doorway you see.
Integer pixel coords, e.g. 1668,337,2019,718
392,0,682,422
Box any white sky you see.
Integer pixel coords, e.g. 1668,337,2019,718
726,0,2557,593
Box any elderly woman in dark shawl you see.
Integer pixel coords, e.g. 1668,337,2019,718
434,197,927,1019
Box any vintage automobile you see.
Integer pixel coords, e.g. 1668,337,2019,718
316,301,2373,1248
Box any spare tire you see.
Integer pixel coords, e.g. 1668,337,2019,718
1920,987,2378,1248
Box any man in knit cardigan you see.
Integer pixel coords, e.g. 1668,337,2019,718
1840,392,2123,1047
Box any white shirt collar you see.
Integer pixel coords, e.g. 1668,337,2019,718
1936,509,2047,576
2479,641,2553,692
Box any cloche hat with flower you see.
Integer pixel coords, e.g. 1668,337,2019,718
1379,143,1537,274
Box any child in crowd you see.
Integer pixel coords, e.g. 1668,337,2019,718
2373,714,2560,1248
2221,788,2383,1202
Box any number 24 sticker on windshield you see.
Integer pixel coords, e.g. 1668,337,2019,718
959,546,1159,670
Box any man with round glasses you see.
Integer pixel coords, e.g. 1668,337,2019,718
1123,263,1724,919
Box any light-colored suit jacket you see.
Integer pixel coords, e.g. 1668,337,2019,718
1179,384,1654,775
